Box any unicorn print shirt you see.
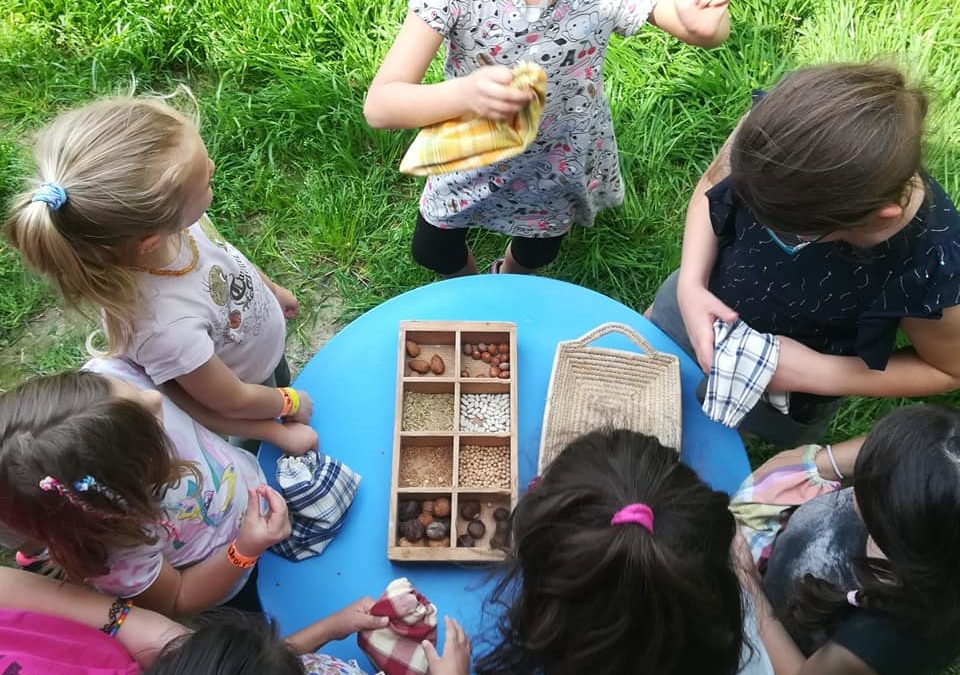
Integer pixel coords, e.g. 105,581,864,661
84,357,266,600
412,0,657,237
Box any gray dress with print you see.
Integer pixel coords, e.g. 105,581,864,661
412,0,656,237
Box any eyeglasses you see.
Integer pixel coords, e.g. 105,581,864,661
764,227,827,255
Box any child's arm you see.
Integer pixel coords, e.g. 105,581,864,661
648,0,731,49
284,597,389,653
364,12,533,129
132,486,290,617
163,380,319,456
256,268,300,319
175,355,313,424
0,566,187,668
675,124,741,372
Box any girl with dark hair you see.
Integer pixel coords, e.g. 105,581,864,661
732,404,960,675
476,428,773,675
0,358,292,617
648,63,960,447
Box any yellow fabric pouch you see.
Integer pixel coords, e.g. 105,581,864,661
399,62,548,176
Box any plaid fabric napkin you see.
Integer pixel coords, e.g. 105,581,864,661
357,578,438,675
399,62,547,176
270,451,361,561
702,319,790,428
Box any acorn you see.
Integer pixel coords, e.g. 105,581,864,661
457,534,476,548
433,497,451,517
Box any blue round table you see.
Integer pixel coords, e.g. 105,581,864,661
258,275,749,662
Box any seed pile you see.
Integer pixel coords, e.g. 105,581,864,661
402,392,454,431
399,445,453,487
460,393,510,432
459,444,510,488
461,340,510,378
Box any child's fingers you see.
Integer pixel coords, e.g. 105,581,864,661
260,485,288,519
421,639,441,666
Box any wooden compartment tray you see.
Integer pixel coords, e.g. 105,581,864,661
388,320,519,562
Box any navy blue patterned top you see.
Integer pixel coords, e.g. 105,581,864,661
706,175,960,370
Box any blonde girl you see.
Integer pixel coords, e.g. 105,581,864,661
4,96,316,454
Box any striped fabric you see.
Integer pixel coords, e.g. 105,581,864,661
271,451,361,561
357,578,438,675
399,62,547,176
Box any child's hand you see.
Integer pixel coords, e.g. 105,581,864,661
236,485,291,556
272,284,300,319
461,66,534,121
275,421,319,456
672,0,730,37
676,281,738,373
288,390,314,425
423,617,472,675
326,597,390,641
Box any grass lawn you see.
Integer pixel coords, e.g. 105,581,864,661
2,0,960,670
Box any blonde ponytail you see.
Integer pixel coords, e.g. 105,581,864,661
3,97,198,352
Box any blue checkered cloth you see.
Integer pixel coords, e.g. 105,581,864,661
271,451,361,561
703,320,790,429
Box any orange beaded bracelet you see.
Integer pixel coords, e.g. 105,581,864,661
226,540,259,569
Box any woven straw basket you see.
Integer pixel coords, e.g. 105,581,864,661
538,322,682,472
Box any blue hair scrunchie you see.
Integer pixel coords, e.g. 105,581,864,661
31,181,68,211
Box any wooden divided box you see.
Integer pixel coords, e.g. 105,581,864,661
388,320,518,562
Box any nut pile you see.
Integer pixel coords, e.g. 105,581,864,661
402,392,454,431
399,445,453,487
396,497,451,547
406,340,446,376
460,393,510,433
461,340,510,379
459,444,510,489
456,500,511,549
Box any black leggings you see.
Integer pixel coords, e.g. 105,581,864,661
412,212,567,275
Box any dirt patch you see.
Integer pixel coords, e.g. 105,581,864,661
284,277,347,377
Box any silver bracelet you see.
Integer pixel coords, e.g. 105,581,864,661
823,443,844,480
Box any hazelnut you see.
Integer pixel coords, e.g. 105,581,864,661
457,534,476,548
459,500,482,520
433,497,451,517
403,520,425,542
462,342,474,355
481,352,492,363
417,512,434,527
493,507,510,522
499,360,510,371
498,343,509,354
398,500,421,521
490,366,500,377
467,520,486,539
499,352,509,363
422,500,435,515
405,340,421,357
490,356,501,367
472,350,482,360
427,538,448,548
478,342,488,352
426,521,449,540
489,344,499,356
498,370,509,379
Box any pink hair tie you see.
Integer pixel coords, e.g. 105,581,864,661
610,503,655,533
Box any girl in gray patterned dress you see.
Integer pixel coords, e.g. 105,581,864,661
366,0,730,276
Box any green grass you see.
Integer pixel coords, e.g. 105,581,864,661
1,0,959,448
2,2,960,671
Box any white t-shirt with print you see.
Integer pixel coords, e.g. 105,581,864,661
85,357,266,600
124,215,286,385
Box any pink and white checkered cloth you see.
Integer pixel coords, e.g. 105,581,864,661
357,578,438,675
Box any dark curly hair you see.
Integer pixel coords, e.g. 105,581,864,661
475,429,746,675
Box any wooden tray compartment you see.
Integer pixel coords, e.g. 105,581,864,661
399,380,456,433
398,436,454,488
389,321,519,562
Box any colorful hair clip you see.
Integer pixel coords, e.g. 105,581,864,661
39,476,64,494
74,475,129,509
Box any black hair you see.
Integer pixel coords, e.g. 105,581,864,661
144,610,304,675
475,429,745,675
785,404,960,644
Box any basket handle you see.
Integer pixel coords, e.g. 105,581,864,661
566,322,657,355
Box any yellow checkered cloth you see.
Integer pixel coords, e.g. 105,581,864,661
399,62,548,176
